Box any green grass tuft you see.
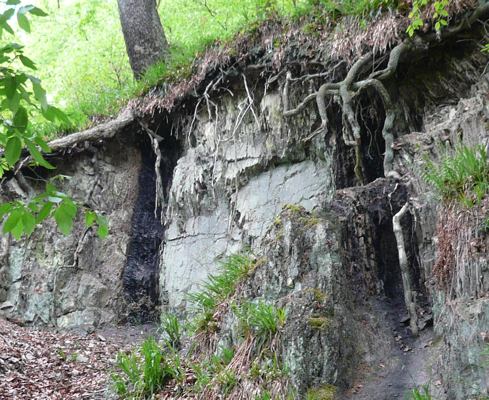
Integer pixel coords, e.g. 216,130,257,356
160,313,182,349
188,253,254,332
423,145,489,207
111,337,178,399
410,385,432,400
237,301,287,339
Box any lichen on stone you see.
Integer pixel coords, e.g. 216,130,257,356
308,316,331,331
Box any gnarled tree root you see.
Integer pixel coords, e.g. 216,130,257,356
393,202,419,336
282,3,489,178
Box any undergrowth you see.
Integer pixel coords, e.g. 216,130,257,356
111,251,290,399
423,145,489,207
111,337,180,399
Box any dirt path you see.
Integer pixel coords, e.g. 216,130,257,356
344,298,439,400
0,318,157,400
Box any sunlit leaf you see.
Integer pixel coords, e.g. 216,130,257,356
17,12,30,33
19,54,36,69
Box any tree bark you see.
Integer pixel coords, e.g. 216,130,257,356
117,0,169,79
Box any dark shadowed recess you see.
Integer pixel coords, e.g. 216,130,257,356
123,116,181,323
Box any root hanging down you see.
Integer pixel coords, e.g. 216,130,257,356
392,202,418,337
282,3,489,178
282,44,406,179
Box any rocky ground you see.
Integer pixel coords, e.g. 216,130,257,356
0,318,156,400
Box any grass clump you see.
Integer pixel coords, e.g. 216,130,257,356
423,145,489,207
410,385,432,400
160,313,182,349
305,384,337,400
111,337,178,399
237,301,287,339
188,253,254,330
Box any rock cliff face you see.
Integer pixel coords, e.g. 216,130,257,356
0,132,141,329
0,21,488,399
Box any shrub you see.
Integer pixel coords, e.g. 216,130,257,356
423,145,489,207
111,337,176,399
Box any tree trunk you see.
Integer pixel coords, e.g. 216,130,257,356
117,0,168,79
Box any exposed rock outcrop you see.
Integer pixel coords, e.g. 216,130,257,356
0,9,488,399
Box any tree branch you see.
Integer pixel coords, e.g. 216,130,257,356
47,108,135,152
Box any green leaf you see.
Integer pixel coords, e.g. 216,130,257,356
28,7,48,17
3,208,21,233
17,12,30,33
53,202,77,235
5,136,22,166
85,210,96,226
0,20,14,35
13,106,28,131
25,139,55,169
32,81,47,111
1,8,15,22
21,210,36,235
19,54,36,70
43,105,69,124
36,202,53,223
0,203,13,220
10,218,23,239
97,225,108,239
97,219,109,239
4,75,16,98
8,91,20,112
62,199,77,219
34,136,51,153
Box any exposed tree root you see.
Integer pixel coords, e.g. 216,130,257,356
282,3,489,179
393,202,419,337
283,45,404,180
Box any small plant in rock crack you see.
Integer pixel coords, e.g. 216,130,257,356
410,385,432,400
160,313,181,349
111,337,177,399
422,145,489,207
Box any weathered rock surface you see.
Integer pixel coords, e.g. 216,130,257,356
393,76,489,400
0,19,488,400
160,88,335,310
0,135,141,329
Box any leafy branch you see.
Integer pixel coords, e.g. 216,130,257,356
0,0,108,239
